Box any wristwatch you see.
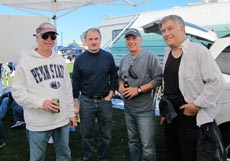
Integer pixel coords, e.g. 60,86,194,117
137,86,142,94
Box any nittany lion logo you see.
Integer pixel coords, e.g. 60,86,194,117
50,81,61,89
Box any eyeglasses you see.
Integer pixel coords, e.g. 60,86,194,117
128,65,138,79
41,33,57,40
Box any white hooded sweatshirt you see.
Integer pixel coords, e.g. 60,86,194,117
12,49,75,131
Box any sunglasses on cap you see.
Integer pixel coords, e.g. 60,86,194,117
128,65,138,79
41,32,57,40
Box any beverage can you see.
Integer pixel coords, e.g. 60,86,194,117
53,99,60,113
53,98,59,103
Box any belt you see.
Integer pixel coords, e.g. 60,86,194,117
83,93,108,100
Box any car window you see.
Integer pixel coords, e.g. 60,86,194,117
215,46,230,75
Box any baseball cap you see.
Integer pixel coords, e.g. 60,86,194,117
124,28,141,38
35,22,58,35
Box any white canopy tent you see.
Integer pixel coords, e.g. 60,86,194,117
0,15,50,63
0,0,148,26
0,0,148,63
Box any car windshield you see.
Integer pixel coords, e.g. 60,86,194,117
215,46,230,75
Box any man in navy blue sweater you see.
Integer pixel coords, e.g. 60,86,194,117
72,28,118,161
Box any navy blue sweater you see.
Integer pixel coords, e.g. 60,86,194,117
72,49,118,98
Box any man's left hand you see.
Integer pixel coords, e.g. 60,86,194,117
104,91,113,101
123,87,139,100
180,103,200,116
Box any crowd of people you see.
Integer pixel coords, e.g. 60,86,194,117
0,14,227,161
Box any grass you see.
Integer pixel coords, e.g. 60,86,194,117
67,63,74,73
0,108,167,161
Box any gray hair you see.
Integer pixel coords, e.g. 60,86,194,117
159,15,185,30
84,28,101,39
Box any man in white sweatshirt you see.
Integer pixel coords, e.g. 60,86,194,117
12,22,76,161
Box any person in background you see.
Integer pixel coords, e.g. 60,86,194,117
80,31,87,53
118,28,162,161
159,15,225,161
0,64,3,96
9,61,17,77
10,100,25,129
72,28,118,161
0,96,9,149
11,22,76,161
0,91,25,129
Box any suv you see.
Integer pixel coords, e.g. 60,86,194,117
209,36,230,159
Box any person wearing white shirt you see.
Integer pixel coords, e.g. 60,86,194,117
159,15,225,161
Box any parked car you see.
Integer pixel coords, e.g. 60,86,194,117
209,36,230,159
64,50,81,59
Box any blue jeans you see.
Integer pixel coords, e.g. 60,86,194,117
0,97,9,144
80,95,113,161
12,101,24,122
0,97,9,119
124,107,156,161
27,124,71,161
0,77,2,96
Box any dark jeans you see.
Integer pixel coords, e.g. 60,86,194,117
197,121,227,161
0,124,4,144
80,95,113,161
164,114,198,161
0,97,9,144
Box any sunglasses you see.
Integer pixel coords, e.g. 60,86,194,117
41,33,57,40
128,65,138,79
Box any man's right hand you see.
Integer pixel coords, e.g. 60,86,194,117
42,99,60,113
160,117,166,125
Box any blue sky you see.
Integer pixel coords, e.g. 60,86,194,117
0,0,201,46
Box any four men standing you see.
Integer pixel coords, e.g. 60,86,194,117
6,14,225,161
